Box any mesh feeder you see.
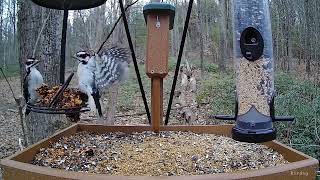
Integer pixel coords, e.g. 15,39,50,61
25,73,90,120
214,0,294,143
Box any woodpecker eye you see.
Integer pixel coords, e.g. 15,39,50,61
80,54,88,58
26,61,33,65
76,52,90,59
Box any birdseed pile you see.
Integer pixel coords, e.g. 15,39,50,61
32,131,288,176
36,85,88,108
237,57,273,115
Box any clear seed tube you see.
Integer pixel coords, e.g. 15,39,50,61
233,0,274,116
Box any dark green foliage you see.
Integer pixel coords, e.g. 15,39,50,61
192,59,219,73
197,72,235,115
274,73,320,159
117,64,150,112
168,57,177,72
203,63,219,73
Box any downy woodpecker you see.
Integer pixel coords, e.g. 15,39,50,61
73,47,129,118
23,58,44,114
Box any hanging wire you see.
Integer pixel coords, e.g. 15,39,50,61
118,0,151,123
165,0,194,125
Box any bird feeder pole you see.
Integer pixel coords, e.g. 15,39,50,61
60,8,68,84
143,2,175,132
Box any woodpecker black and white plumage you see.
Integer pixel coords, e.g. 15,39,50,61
23,58,44,114
73,47,129,118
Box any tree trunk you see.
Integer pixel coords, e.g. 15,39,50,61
178,63,197,124
39,9,62,86
218,0,227,72
0,0,3,69
305,0,312,76
196,0,204,75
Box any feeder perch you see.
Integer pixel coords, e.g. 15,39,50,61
214,0,294,143
143,2,175,132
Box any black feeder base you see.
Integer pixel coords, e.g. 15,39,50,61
232,127,276,143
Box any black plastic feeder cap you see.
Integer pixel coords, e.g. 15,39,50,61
31,0,107,10
233,106,276,143
143,2,176,30
232,127,276,143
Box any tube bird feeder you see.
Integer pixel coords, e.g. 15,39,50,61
143,2,175,132
215,0,294,143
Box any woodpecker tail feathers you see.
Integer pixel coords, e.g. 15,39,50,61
92,91,103,118
25,109,31,116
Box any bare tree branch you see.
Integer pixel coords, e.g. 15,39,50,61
0,67,17,100
78,10,93,50
97,0,139,54
0,67,28,146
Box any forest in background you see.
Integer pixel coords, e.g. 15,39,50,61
0,0,319,80
0,0,319,161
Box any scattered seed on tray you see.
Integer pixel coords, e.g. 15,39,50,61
32,131,288,176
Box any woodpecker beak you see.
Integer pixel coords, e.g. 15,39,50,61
72,55,82,62
31,60,40,67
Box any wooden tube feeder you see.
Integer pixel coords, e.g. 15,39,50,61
143,2,175,133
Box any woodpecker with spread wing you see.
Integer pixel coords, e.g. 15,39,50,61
73,47,129,118
23,58,44,115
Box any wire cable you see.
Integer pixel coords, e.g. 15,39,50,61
118,0,151,123
165,0,194,125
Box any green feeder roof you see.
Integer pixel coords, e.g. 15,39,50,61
31,0,107,10
143,2,176,30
